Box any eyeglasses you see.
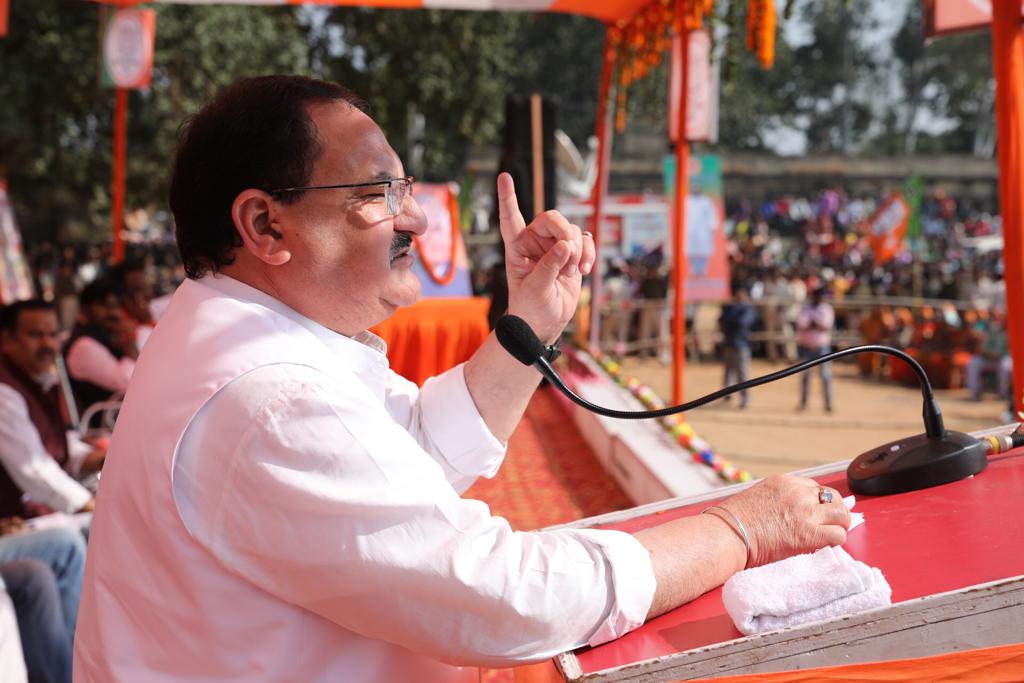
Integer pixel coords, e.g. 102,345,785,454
268,176,415,216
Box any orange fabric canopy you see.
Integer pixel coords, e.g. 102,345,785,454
91,0,655,26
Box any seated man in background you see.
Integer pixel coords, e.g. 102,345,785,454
0,301,104,518
966,309,1012,402
1,559,72,683
109,260,155,350
64,279,137,418
0,521,87,683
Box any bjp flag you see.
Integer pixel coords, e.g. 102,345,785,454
867,192,911,264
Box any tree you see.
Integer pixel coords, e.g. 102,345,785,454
879,2,994,157
319,8,526,180
0,2,312,244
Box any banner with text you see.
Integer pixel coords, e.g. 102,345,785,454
411,183,472,298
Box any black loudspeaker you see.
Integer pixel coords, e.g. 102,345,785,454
497,96,557,224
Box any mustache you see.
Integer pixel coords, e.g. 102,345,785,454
389,232,414,260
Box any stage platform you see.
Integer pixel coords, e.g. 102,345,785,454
547,423,1024,681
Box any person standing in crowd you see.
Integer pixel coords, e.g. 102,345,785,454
600,258,634,356
719,285,758,408
965,309,1012,402
64,279,137,418
636,263,670,361
0,301,103,518
76,76,848,682
797,286,835,412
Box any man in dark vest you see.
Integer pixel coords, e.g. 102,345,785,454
0,300,102,518
64,279,137,417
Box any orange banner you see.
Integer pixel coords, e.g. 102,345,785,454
925,0,1024,37
0,0,8,37
866,191,911,264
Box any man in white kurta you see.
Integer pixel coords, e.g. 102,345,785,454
75,76,849,682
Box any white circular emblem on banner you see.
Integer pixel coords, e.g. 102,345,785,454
105,10,152,88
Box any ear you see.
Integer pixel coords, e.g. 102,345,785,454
231,189,292,266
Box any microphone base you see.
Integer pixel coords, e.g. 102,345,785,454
847,430,986,496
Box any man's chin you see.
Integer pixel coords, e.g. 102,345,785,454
383,284,421,312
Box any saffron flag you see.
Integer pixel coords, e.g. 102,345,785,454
867,192,911,264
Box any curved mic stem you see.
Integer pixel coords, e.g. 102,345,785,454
540,345,945,438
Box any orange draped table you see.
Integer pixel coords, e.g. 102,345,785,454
371,297,491,386
516,432,1024,682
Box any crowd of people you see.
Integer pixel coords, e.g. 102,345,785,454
587,185,1014,417
0,242,179,681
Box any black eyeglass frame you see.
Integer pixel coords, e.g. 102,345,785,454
267,176,414,216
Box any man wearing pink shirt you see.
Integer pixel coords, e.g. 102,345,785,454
796,285,835,412
63,279,137,419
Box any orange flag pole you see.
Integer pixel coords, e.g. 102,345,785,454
112,87,127,263
671,25,690,405
991,2,1024,414
587,28,615,351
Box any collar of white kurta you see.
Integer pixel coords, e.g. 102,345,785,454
197,274,389,375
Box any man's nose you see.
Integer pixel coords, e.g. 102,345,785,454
395,194,428,237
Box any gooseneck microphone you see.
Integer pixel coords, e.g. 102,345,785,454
495,315,988,496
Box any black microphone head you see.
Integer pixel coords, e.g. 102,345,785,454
495,315,545,367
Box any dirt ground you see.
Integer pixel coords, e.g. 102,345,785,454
620,356,1014,477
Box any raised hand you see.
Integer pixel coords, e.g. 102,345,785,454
496,172,596,344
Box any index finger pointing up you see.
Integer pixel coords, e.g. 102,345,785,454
497,172,527,242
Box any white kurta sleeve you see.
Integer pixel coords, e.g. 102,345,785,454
0,386,92,513
173,364,655,667
381,363,506,494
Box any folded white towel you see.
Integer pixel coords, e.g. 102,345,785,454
722,546,891,636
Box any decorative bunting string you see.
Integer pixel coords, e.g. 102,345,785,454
586,348,755,485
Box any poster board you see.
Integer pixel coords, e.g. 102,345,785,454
410,183,472,298
0,182,35,303
663,153,730,301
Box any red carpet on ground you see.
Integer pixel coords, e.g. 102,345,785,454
465,386,633,681
465,385,632,530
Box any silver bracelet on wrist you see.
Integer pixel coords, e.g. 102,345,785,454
701,505,751,569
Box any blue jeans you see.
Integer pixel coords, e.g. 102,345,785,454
1,558,72,683
0,529,85,636
798,345,833,410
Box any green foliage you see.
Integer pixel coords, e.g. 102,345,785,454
0,0,999,247
0,1,311,243
875,1,994,156
319,9,603,180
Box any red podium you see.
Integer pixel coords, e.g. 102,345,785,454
544,425,1024,682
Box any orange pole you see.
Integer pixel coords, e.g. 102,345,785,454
671,27,690,405
112,87,127,264
992,3,1024,415
587,28,615,351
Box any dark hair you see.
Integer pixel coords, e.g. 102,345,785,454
169,75,366,279
79,278,121,308
0,299,56,333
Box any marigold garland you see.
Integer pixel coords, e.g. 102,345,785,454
585,348,755,485
609,0,778,132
